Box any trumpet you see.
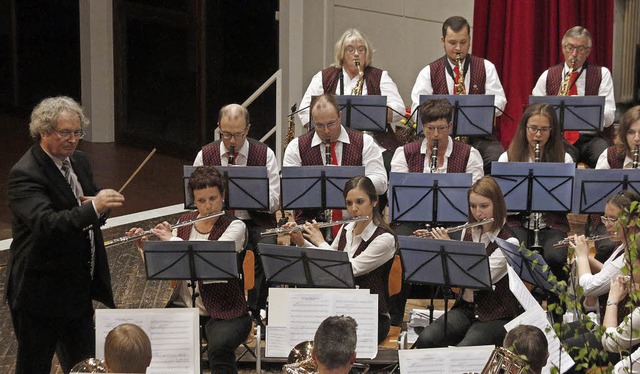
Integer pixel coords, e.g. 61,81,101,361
413,218,494,238
261,216,369,237
633,144,639,169
104,211,226,248
430,139,439,173
552,233,617,248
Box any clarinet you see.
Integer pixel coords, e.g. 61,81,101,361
430,139,439,173
531,141,543,251
228,146,235,165
633,145,639,169
324,138,334,241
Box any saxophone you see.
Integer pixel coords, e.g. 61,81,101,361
351,59,364,95
284,104,297,147
430,139,439,173
558,56,577,96
633,145,639,169
454,53,466,95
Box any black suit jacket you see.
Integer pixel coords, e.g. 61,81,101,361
6,144,115,319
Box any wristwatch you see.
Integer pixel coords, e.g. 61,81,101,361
606,300,618,306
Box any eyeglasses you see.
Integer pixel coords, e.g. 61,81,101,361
526,126,551,134
601,216,619,225
220,131,246,140
53,129,85,139
314,120,339,131
563,44,590,54
345,46,366,55
424,125,450,133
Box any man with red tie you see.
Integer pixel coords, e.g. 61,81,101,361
532,26,616,169
283,94,387,228
410,16,507,175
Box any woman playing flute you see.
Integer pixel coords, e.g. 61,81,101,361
413,176,520,348
286,175,397,344
128,165,250,374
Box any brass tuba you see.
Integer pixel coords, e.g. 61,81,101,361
282,341,317,374
70,358,108,373
352,59,364,96
455,53,466,95
480,346,530,374
558,56,577,96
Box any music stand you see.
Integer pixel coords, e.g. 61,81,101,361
416,94,495,136
258,243,355,288
183,165,269,211
398,235,490,338
308,95,387,132
144,240,239,307
529,95,605,132
280,166,365,210
494,237,558,295
389,172,472,226
572,169,640,214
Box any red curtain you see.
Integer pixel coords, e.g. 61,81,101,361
473,0,614,148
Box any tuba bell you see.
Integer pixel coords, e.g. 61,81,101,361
282,341,317,374
70,358,109,373
480,346,531,374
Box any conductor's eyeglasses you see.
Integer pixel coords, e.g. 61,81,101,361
526,126,551,134
563,44,590,54
53,129,85,139
601,216,619,225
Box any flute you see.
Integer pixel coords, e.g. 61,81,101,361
552,233,617,248
261,216,369,237
413,218,494,238
104,211,225,248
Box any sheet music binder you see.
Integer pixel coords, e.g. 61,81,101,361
258,243,355,288
309,95,387,132
417,94,495,136
281,166,365,210
572,169,640,214
529,95,605,132
183,165,269,210
389,172,472,224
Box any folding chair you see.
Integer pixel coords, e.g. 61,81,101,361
237,249,262,372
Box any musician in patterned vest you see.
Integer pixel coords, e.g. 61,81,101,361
297,28,406,170
283,94,388,223
286,176,397,344
532,26,616,169
410,16,507,175
590,106,640,262
413,176,521,349
194,103,279,316
127,166,250,374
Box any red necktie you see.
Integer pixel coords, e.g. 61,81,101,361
330,141,342,237
564,71,580,144
453,66,461,95
228,151,238,216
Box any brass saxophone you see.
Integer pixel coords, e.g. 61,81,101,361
430,139,439,173
633,145,639,169
284,104,297,147
558,56,577,96
351,59,364,95
455,53,466,95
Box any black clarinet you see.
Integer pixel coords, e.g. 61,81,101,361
531,141,543,251
324,138,333,241
228,146,235,165
430,139,439,173
633,145,639,169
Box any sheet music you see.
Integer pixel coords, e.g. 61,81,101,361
398,345,494,373
267,288,378,359
505,308,575,374
95,308,199,374
507,264,544,312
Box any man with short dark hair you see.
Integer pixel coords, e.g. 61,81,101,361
312,316,358,374
503,324,549,374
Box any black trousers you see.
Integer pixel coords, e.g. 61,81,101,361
205,314,252,374
10,303,95,374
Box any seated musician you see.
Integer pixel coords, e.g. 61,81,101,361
104,323,152,374
590,106,640,262
313,316,358,374
498,103,574,284
285,176,396,344
503,325,549,374
128,166,250,374
283,93,388,224
413,176,521,349
193,103,280,317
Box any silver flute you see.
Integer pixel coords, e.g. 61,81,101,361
261,216,369,237
413,218,494,238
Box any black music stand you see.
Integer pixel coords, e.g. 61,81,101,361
389,172,472,226
494,237,558,295
308,95,387,132
416,94,495,136
529,95,605,132
183,165,270,211
572,169,640,214
398,235,490,339
144,240,239,307
258,243,355,288
281,166,365,210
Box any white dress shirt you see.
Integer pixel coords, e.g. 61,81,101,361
193,140,280,218
303,220,395,277
168,219,246,315
410,57,507,114
283,125,388,195
612,348,640,374
603,305,640,373
596,148,634,169
579,244,625,297
390,136,484,183
298,67,405,126
532,63,616,128
497,151,575,163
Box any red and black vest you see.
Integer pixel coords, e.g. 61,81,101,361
403,139,471,173
176,211,247,320
462,227,521,322
545,63,602,96
430,55,486,95
606,146,625,169
337,225,395,315
200,139,276,228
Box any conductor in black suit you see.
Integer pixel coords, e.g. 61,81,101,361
6,96,125,373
